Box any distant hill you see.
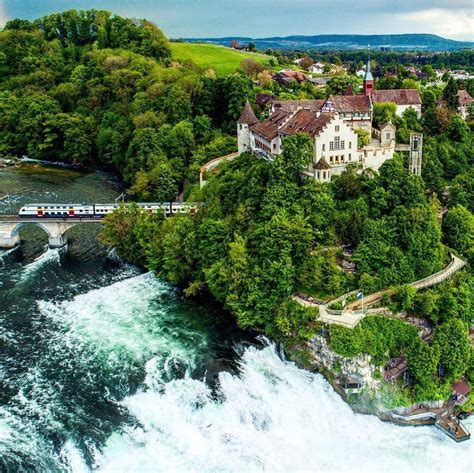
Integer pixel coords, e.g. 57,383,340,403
183,34,473,51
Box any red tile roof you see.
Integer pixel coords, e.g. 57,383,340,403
251,109,290,141
323,95,372,112
371,89,422,106
458,89,473,105
315,157,331,170
256,93,275,107
452,380,470,396
279,110,333,137
237,101,258,125
273,99,325,114
279,70,308,82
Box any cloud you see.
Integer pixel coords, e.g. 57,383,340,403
0,3,7,28
392,8,473,41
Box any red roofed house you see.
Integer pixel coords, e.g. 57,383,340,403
457,90,473,120
273,70,308,86
436,89,473,120
320,94,372,133
371,89,422,117
452,380,470,406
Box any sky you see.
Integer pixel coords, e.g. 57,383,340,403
1,0,473,41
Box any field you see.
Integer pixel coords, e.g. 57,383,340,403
170,42,273,76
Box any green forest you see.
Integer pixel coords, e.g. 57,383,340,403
1,10,473,407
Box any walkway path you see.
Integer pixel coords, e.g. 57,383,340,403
199,151,239,187
295,252,466,329
346,253,465,311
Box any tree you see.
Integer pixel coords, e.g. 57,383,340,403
442,205,474,254
273,133,313,182
401,78,419,89
326,76,359,96
299,56,314,71
406,339,440,394
240,59,265,78
356,128,370,147
129,164,178,202
443,77,459,111
433,319,471,382
447,115,470,142
372,102,397,128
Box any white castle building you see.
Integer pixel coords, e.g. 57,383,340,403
237,52,419,181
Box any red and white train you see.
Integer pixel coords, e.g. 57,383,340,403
18,203,200,218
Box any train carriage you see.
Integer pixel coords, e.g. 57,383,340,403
18,202,202,219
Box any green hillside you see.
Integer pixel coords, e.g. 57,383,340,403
170,42,272,75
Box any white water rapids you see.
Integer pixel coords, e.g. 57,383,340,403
2,270,473,472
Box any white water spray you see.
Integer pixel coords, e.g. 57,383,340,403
95,342,473,473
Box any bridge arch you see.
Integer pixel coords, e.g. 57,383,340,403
11,221,55,239
9,220,82,248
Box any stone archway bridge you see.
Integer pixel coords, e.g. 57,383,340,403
0,216,98,249
0,202,203,250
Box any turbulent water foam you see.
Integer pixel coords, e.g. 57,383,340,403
95,342,473,473
3,269,473,472
19,247,62,281
37,272,208,382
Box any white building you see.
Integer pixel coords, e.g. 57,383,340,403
238,104,395,182
308,62,325,74
458,90,473,120
371,89,422,117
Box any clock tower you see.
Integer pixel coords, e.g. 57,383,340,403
363,47,374,96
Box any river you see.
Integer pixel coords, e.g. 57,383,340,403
0,163,472,472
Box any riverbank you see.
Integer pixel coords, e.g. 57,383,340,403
286,336,470,435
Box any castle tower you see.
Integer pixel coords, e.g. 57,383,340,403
237,101,258,154
363,46,374,96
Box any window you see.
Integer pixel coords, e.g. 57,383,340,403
334,136,340,150
329,142,334,151
341,140,345,150
349,153,352,161
323,172,326,179
335,125,340,132
322,144,325,151
386,133,391,140
330,156,334,163
273,143,276,150
349,142,352,149
239,124,242,130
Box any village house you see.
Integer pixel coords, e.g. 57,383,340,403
309,77,331,89
452,70,472,80
308,62,325,74
371,89,422,117
457,90,473,120
320,95,372,132
255,93,275,110
436,89,474,120
272,70,308,86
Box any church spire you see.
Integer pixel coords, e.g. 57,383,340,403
364,45,373,81
363,45,374,96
